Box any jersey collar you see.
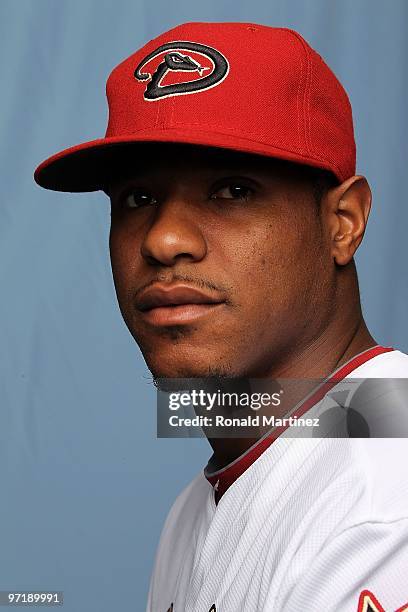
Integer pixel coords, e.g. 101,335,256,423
204,345,394,504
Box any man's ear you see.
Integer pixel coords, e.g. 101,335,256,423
325,175,372,266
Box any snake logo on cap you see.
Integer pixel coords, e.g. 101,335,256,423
134,41,229,101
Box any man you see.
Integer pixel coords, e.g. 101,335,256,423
35,22,408,612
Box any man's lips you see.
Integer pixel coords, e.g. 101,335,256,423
135,284,226,326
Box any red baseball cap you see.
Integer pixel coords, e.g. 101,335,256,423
34,22,356,192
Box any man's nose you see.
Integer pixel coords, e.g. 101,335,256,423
140,197,207,266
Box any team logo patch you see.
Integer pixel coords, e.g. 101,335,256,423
357,590,408,612
358,590,386,612
134,40,229,100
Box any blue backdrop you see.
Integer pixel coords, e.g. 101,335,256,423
1,1,407,610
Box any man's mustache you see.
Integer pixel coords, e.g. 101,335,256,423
134,273,234,305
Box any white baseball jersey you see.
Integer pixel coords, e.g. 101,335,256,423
146,346,408,612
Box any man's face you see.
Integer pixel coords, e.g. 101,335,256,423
108,144,335,379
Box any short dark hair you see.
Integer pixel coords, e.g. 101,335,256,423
311,168,338,208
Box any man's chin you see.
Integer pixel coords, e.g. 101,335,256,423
148,363,238,391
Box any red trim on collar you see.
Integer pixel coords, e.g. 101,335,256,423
205,345,394,504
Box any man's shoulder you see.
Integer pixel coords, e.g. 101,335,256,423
306,438,408,541
161,470,211,534
285,438,408,611
283,440,408,612
350,438,408,523
348,348,408,378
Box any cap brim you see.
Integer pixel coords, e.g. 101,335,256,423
34,129,342,192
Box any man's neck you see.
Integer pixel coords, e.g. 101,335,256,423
207,314,377,471
267,314,376,379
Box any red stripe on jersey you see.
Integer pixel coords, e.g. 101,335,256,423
205,345,394,504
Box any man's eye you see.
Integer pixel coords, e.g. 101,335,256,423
210,184,252,201
123,191,157,209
